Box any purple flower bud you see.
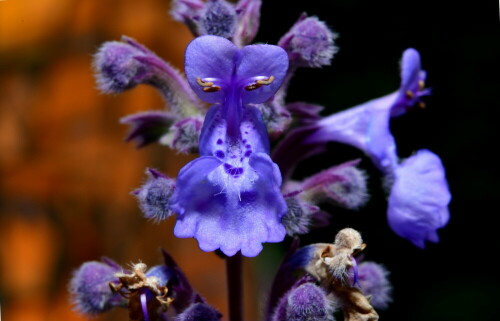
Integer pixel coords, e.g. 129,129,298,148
199,0,237,39
300,160,369,210
278,13,338,68
234,0,262,46
120,111,176,148
160,116,204,154
175,302,222,321
93,39,146,93
94,36,203,117
356,262,392,309
133,168,176,222
69,260,125,315
282,195,321,236
273,282,334,321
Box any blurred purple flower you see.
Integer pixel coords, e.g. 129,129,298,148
69,259,125,315
356,262,392,309
169,35,289,257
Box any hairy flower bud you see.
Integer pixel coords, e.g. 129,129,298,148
272,279,335,321
94,36,203,117
282,196,320,236
93,39,146,93
160,116,204,154
356,262,392,309
298,160,369,210
133,168,176,222
286,283,334,321
199,0,237,38
69,260,125,315
278,13,338,68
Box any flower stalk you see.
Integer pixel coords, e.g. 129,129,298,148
226,253,243,321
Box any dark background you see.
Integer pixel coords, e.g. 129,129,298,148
0,0,498,321
257,1,499,321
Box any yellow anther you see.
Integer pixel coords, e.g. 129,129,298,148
203,86,221,92
245,76,275,91
196,77,213,87
418,101,426,109
256,75,274,85
405,90,414,99
197,77,221,92
418,79,425,91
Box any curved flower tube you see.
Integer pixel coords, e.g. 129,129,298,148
169,35,289,257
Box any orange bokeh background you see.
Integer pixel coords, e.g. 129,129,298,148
0,1,261,320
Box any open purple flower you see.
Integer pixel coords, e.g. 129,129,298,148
169,35,289,257
273,48,451,247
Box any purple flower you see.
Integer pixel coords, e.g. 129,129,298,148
169,35,289,257
272,48,450,247
388,149,451,248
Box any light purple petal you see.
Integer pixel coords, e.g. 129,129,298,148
235,43,289,104
185,35,237,103
400,48,421,91
170,153,286,257
387,149,451,248
391,48,429,117
309,93,399,173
